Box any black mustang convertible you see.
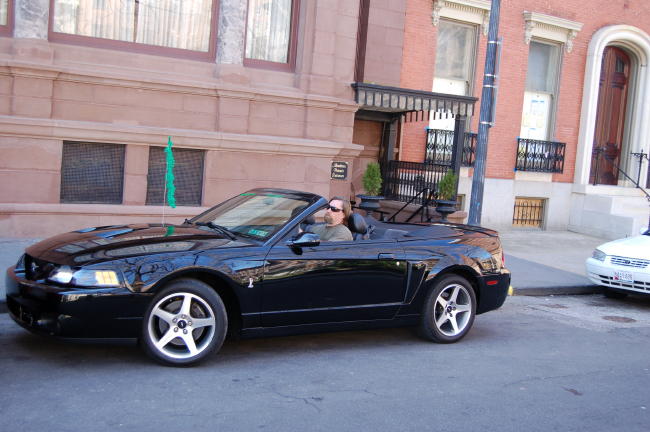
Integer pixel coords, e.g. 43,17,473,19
6,188,510,366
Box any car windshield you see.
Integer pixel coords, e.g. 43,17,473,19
191,192,312,240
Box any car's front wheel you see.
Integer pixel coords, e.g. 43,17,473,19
419,274,476,343
141,278,227,366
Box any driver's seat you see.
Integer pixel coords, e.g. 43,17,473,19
348,213,369,240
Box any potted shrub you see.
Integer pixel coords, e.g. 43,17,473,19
435,170,458,221
357,162,384,214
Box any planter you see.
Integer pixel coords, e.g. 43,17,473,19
357,194,385,216
435,199,457,222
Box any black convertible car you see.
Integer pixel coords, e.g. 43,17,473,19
6,188,510,366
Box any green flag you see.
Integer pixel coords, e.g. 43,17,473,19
165,136,176,208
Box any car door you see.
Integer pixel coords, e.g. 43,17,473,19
260,231,408,327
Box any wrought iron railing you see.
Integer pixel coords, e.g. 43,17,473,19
425,129,477,167
382,160,451,205
591,149,650,229
515,138,566,173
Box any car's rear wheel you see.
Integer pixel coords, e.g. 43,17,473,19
141,278,227,366
603,287,628,299
419,274,476,343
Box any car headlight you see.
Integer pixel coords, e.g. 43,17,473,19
48,267,121,287
592,249,607,262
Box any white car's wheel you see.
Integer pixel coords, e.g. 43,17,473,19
141,278,227,366
419,274,476,343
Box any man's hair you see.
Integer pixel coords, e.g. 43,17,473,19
330,196,352,223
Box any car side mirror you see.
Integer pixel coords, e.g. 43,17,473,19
287,232,320,248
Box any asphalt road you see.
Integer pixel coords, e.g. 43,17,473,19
1,294,649,432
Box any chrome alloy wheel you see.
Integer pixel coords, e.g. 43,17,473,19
147,292,216,360
433,283,472,337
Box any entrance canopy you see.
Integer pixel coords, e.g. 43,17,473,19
352,82,477,122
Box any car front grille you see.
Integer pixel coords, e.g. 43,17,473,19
24,254,56,281
594,274,650,292
610,256,650,269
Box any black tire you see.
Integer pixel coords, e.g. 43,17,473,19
418,274,477,343
603,287,628,299
141,278,227,366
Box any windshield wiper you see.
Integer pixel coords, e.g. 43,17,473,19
194,221,238,240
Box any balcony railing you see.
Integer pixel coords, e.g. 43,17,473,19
383,160,451,205
515,138,566,173
425,129,477,167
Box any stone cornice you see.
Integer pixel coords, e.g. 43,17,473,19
0,115,364,158
0,60,358,112
523,11,583,53
432,0,491,35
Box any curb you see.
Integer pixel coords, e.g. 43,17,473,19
511,285,603,296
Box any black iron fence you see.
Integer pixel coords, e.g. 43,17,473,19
515,138,566,173
383,160,450,205
425,129,477,167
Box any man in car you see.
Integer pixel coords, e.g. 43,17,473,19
307,197,353,242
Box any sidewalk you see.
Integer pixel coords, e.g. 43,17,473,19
499,230,604,296
0,229,606,312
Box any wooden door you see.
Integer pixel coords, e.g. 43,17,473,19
590,47,631,185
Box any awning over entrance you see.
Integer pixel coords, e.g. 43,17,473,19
351,82,478,122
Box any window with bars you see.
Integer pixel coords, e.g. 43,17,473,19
512,197,546,228
146,146,205,206
60,141,125,204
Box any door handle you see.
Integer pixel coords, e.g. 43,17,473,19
378,253,396,260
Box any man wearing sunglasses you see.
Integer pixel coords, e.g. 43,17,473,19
306,197,353,242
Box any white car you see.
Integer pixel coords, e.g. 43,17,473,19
586,229,650,298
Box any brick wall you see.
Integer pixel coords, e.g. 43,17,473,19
398,0,650,182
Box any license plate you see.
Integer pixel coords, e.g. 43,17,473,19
613,271,634,283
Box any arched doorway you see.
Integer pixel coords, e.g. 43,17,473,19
574,25,650,188
589,46,632,185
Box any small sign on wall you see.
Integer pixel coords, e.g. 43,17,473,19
331,161,348,180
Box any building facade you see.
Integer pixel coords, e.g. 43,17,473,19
1,0,649,240
397,0,650,238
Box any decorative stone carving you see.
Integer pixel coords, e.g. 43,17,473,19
524,20,536,45
523,11,583,54
432,0,491,36
432,0,444,27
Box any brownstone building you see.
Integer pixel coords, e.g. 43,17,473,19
1,0,649,239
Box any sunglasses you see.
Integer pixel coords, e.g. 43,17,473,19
327,204,343,212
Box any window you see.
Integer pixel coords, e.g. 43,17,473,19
512,197,546,228
50,0,217,60
60,142,125,204
520,40,561,140
146,147,205,206
434,20,477,95
431,20,477,130
0,0,13,36
244,0,300,70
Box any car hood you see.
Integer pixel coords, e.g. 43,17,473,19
597,234,650,260
25,224,254,266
